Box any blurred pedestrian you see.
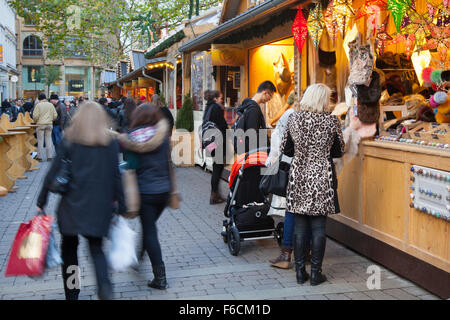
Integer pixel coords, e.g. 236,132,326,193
118,98,137,134
151,94,174,136
33,93,57,161
37,101,126,300
117,103,171,290
62,98,76,129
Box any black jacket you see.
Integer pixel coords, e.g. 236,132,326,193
204,100,227,135
37,138,125,237
235,98,268,153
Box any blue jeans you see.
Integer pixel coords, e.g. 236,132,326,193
52,125,62,149
283,212,312,249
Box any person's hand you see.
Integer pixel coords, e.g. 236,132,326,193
349,107,362,131
37,206,43,213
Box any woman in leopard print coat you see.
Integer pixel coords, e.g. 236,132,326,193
280,83,344,286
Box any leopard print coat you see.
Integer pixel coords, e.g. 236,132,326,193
280,111,345,216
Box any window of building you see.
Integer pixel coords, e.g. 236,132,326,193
27,66,42,83
23,35,43,57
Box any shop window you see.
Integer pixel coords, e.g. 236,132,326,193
191,52,204,111
23,35,43,57
27,66,42,83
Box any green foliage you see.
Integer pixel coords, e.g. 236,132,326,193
9,0,221,67
175,93,194,132
43,65,63,95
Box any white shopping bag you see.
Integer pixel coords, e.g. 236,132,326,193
107,216,138,272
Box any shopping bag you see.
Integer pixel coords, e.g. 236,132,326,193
5,214,53,277
45,224,63,268
107,216,137,272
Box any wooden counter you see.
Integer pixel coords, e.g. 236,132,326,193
328,139,450,299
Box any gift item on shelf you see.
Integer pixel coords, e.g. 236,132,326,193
347,33,374,86
375,134,450,149
407,122,450,144
409,165,450,222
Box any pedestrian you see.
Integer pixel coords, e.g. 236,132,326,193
37,101,126,300
62,98,76,130
99,97,119,130
22,98,34,115
203,90,227,204
265,102,301,269
49,94,64,148
234,81,276,155
151,94,174,136
0,100,14,121
32,93,57,162
116,103,172,290
118,98,137,134
279,84,344,286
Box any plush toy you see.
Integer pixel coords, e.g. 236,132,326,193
435,98,450,123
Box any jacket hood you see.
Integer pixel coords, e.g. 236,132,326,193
117,118,169,154
236,98,259,114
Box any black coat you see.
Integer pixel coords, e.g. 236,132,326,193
37,139,125,237
235,98,268,153
204,100,228,156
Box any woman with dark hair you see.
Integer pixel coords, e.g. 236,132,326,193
203,90,228,204
151,94,174,136
117,103,171,290
119,98,137,133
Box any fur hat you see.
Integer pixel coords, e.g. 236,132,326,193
356,71,381,104
357,102,379,124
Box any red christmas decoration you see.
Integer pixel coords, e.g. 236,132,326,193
292,8,308,53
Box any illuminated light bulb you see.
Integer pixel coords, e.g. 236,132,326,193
411,49,432,86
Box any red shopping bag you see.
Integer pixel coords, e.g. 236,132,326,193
4,214,53,277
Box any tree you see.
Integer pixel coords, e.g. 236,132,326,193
8,0,222,66
43,65,63,96
175,93,194,132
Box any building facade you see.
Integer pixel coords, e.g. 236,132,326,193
0,0,19,101
15,16,114,100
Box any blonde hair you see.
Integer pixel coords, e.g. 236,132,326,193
299,83,331,113
64,101,112,146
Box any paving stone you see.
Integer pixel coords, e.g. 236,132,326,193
0,165,441,300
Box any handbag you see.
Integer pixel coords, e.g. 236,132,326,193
199,105,220,152
259,156,290,197
121,168,140,218
167,149,181,209
48,140,72,195
5,211,53,277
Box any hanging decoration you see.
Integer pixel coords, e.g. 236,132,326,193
422,24,450,62
307,3,325,49
366,6,383,38
292,8,308,53
400,9,430,50
355,0,387,20
375,16,393,55
387,0,411,32
136,11,159,47
324,1,339,44
331,0,356,37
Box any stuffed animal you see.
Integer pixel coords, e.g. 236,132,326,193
435,98,450,123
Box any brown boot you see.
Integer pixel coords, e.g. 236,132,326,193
269,246,292,269
210,192,225,204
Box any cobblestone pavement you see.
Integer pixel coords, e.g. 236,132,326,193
0,163,441,300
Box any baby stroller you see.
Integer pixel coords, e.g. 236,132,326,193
222,148,284,256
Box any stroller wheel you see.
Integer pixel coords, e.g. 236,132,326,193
275,222,284,247
227,226,240,256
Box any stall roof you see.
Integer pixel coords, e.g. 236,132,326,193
101,70,117,85
105,57,166,86
178,0,302,53
131,50,155,70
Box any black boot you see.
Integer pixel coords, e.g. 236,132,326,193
310,234,327,286
293,234,309,284
148,264,168,290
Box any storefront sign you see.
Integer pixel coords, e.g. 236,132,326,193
69,80,84,92
211,44,245,66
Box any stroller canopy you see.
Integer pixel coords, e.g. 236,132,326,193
228,151,268,188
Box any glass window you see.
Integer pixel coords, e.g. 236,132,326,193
27,66,42,83
65,66,91,97
191,52,204,111
23,35,43,57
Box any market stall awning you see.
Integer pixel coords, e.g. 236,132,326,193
178,0,303,53
116,57,166,84
145,30,186,59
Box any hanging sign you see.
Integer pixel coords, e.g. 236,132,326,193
211,44,245,66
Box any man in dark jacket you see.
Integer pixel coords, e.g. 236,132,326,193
234,81,276,155
0,100,14,121
50,94,64,148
